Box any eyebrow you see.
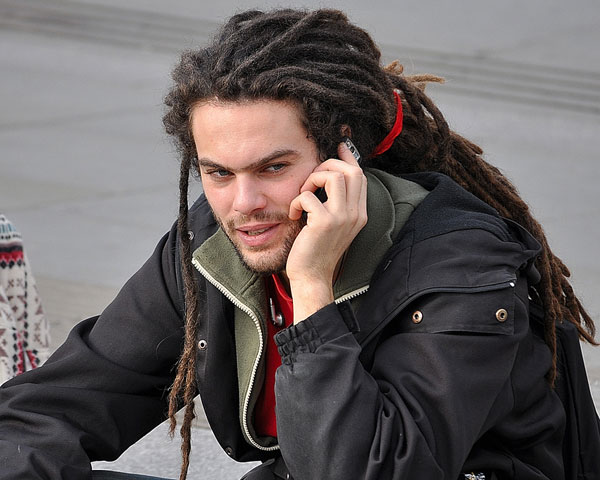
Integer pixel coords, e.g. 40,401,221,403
197,149,300,173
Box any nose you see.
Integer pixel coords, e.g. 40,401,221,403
232,176,267,215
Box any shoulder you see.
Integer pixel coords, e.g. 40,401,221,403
363,173,538,342
392,172,541,293
401,172,514,242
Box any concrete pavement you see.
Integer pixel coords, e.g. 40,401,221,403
1,0,599,477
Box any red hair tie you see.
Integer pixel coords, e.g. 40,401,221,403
371,91,403,157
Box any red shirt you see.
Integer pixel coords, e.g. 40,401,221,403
254,274,293,438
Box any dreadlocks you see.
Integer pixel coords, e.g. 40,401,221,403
162,8,596,479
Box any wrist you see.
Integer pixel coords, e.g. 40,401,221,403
289,278,334,324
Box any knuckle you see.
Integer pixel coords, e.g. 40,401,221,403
321,158,338,168
330,215,344,228
334,171,346,182
358,212,368,227
305,191,319,201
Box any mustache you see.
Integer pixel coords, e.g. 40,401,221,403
226,211,291,230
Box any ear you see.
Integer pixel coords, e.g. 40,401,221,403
340,124,352,138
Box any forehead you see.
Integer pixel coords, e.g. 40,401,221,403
191,99,305,143
190,99,316,169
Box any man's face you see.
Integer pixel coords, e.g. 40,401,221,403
191,99,320,275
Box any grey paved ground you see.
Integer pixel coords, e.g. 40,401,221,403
1,0,599,477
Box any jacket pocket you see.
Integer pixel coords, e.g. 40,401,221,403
396,282,516,335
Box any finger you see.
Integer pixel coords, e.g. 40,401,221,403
307,159,366,219
299,170,348,213
314,157,360,174
299,170,345,195
315,158,366,213
338,139,361,166
312,140,361,175
314,142,362,174
289,190,326,221
345,173,366,223
357,173,368,227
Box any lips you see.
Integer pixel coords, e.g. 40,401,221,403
235,223,280,248
244,227,270,236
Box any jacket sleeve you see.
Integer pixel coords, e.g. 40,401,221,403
273,277,544,479
0,226,185,479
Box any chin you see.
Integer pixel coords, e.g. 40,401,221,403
220,215,300,275
239,249,288,276
231,225,299,276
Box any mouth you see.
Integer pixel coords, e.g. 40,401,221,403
242,226,271,236
235,223,280,247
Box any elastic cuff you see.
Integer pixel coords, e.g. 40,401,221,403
274,302,358,365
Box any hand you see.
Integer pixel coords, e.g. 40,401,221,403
286,141,368,323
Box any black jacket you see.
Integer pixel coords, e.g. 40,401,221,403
0,173,565,479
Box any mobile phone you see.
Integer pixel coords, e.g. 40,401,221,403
343,137,361,164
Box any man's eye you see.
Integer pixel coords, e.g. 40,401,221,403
265,164,285,173
209,169,231,178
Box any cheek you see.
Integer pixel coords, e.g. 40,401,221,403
280,163,318,202
202,184,232,218
271,179,304,208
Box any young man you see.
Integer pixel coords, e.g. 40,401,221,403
0,9,597,480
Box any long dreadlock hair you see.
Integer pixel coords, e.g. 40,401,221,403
162,8,597,479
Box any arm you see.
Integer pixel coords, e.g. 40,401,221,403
273,283,530,479
0,226,185,479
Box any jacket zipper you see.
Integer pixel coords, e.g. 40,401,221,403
192,257,279,452
335,285,369,304
192,258,370,452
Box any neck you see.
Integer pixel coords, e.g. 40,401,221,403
277,270,291,296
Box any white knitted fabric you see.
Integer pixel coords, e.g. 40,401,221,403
0,214,50,384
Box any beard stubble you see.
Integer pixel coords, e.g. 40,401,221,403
216,210,305,276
